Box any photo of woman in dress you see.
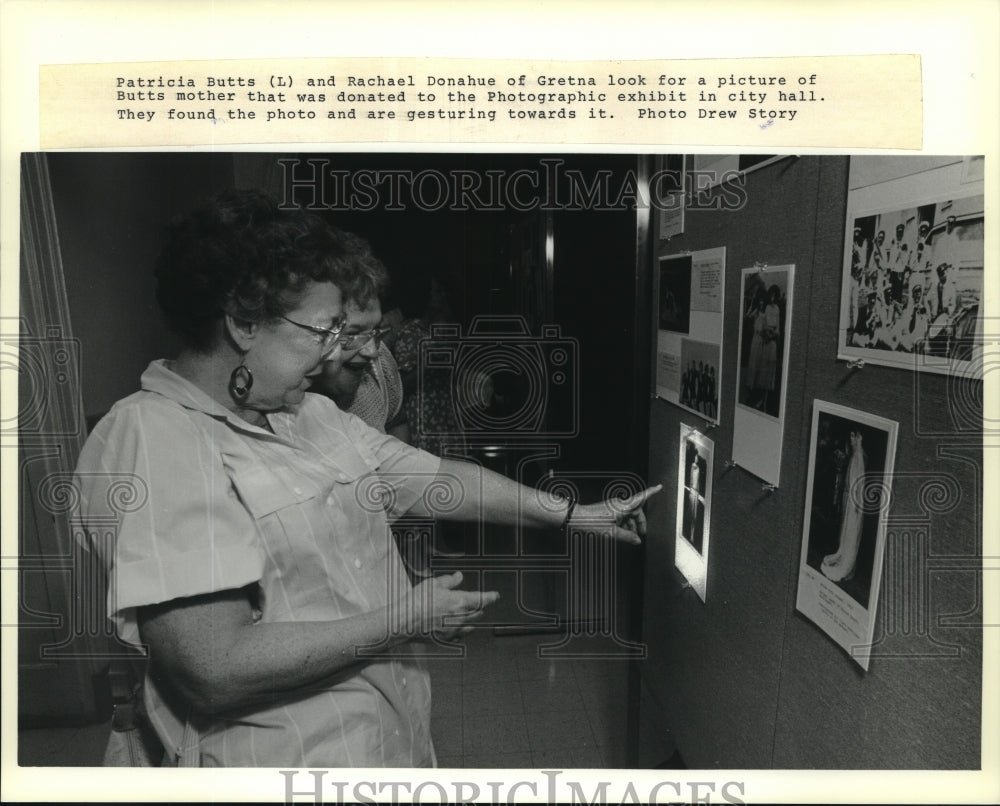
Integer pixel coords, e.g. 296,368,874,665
820,429,866,582
737,271,788,418
658,254,692,333
674,423,715,602
803,409,892,607
681,437,708,554
743,287,767,405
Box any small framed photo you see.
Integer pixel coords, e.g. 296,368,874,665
795,401,899,670
674,423,714,602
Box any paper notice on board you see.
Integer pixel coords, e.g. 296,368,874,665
691,251,724,313
38,55,922,149
659,199,684,240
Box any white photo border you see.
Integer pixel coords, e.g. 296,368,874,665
837,173,985,378
794,399,899,671
674,422,714,603
732,264,795,486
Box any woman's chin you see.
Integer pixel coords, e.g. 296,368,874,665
286,384,310,405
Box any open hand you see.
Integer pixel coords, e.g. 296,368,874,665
402,571,499,639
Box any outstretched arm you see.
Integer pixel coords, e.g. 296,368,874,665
406,458,661,545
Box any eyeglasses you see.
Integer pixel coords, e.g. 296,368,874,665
280,314,347,354
335,325,393,352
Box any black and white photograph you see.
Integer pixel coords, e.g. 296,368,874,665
678,339,719,421
653,247,725,425
736,267,789,418
4,5,994,788
674,424,713,602
838,159,985,377
795,401,898,671
657,253,692,333
731,264,795,486
681,437,708,554
9,150,988,787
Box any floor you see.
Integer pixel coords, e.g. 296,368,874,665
17,629,635,769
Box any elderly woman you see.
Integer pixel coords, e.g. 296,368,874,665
74,189,658,768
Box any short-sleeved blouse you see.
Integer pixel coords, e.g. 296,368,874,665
74,360,442,767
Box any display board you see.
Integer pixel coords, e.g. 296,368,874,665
640,156,982,769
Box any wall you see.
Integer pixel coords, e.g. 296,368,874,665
47,152,235,421
639,156,982,769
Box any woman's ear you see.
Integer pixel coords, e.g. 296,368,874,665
224,313,259,352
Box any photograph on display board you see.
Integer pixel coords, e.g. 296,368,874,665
736,267,790,419
658,252,692,333
654,247,725,425
731,264,794,486
680,434,709,554
675,423,713,602
678,339,719,421
838,191,984,377
795,401,898,670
